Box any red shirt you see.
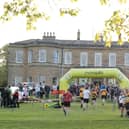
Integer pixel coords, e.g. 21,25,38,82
63,91,72,102
13,91,19,97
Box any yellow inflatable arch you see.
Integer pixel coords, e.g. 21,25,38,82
59,68,129,91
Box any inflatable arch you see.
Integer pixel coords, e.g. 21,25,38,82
59,68,129,91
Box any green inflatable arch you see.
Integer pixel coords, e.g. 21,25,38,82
59,68,129,91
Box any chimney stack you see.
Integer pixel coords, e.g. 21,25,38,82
99,33,103,42
42,32,56,40
77,29,80,40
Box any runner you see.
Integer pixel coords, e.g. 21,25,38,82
124,89,129,117
62,89,72,116
79,86,84,108
91,88,97,109
118,91,125,117
100,88,107,106
82,86,90,111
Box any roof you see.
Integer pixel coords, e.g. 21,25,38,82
8,38,129,48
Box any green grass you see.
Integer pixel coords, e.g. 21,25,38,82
0,101,128,129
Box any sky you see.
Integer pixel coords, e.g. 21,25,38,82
0,0,128,48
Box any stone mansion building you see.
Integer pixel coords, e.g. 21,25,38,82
7,31,129,86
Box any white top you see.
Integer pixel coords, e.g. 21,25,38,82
35,85,40,92
119,95,125,104
83,89,90,99
52,85,57,90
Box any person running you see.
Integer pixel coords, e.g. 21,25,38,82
100,88,107,106
62,89,72,116
91,88,97,109
79,86,84,108
118,91,125,117
82,86,90,111
123,89,129,117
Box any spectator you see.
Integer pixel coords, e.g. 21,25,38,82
44,85,50,99
12,89,19,108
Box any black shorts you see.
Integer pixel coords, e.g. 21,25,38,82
92,98,96,101
83,98,89,103
80,97,83,100
64,101,71,107
101,95,106,99
125,103,129,110
61,102,64,106
119,103,124,108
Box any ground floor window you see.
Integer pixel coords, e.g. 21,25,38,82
27,76,32,82
52,77,58,84
15,76,22,85
38,75,46,83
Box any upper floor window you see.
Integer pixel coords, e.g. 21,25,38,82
64,51,72,64
39,49,46,62
16,50,23,63
95,53,102,66
53,50,59,64
80,52,88,66
124,53,129,66
28,50,33,63
109,53,116,67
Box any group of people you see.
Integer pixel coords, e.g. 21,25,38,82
60,81,129,118
0,86,19,108
79,83,108,111
1,81,129,118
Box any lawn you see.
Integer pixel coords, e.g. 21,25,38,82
0,101,129,129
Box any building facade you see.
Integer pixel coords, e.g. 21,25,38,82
7,32,129,86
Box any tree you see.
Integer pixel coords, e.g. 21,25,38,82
0,0,79,30
0,45,8,87
0,0,128,47
95,0,129,47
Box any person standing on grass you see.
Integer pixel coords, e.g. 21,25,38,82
12,89,19,108
62,89,72,116
82,86,90,111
